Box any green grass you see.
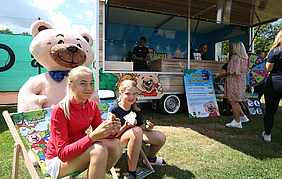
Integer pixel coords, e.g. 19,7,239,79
1,104,282,179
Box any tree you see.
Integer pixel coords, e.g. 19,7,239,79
21,32,30,36
254,22,282,54
0,28,13,34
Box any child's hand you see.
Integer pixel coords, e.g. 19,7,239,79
125,121,136,128
106,113,121,138
90,119,121,140
108,113,117,121
145,120,154,130
115,123,135,138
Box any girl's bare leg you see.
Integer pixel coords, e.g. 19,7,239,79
120,126,143,171
230,101,241,122
58,139,121,179
101,138,122,170
143,130,166,158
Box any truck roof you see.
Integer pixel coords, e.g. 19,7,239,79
107,0,282,27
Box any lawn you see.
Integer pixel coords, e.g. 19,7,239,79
1,103,282,179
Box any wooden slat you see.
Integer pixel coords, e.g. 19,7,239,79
140,148,155,172
12,144,21,179
2,111,40,179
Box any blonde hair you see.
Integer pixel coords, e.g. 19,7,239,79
59,66,93,119
117,74,140,111
116,74,137,91
232,42,248,59
268,29,282,55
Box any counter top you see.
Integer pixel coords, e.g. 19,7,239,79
149,58,226,73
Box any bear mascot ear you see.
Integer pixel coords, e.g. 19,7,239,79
31,20,53,37
81,32,93,47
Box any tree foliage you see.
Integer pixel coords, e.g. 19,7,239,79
254,22,282,54
0,28,13,34
21,32,30,36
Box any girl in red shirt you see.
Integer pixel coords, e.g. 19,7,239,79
45,66,122,179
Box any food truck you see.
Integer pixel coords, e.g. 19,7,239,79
0,0,281,114
94,0,282,114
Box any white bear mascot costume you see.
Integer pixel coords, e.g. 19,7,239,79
18,20,95,112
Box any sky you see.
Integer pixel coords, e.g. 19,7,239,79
0,0,98,35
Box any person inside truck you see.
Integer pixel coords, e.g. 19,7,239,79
198,43,209,60
132,36,150,71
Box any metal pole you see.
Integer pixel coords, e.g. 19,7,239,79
94,0,100,89
187,0,191,69
249,27,254,53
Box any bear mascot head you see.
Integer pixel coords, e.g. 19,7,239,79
17,20,95,112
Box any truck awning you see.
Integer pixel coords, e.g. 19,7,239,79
107,0,282,27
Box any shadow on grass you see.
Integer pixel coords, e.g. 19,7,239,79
142,103,282,160
147,164,195,179
112,150,195,179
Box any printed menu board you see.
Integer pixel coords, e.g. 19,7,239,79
184,69,220,118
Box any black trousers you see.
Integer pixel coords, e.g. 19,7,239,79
263,95,281,134
254,84,264,100
263,75,282,135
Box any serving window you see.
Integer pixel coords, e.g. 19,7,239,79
105,7,249,73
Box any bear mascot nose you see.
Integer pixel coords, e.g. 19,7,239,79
67,46,78,53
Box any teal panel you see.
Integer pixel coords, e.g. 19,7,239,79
99,69,118,91
0,33,47,91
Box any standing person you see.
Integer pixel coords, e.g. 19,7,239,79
109,75,166,179
262,30,282,142
132,36,150,71
224,42,250,128
45,66,122,179
216,62,232,115
253,50,268,100
198,43,209,60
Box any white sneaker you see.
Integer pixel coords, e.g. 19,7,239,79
225,119,242,128
262,131,271,142
240,115,250,123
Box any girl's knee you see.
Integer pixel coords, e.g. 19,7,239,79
89,143,108,160
159,132,166,146
104,139,123,158
130,127,143,139
152,131,166,146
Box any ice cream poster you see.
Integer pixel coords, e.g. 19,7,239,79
184,69,220,118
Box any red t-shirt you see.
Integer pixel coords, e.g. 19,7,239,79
45,99,102,162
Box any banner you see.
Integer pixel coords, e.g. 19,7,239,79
247,54,268,87
184,69,220,118
247,98,263,116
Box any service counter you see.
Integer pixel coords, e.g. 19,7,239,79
149,58,227,73
149,58,227,94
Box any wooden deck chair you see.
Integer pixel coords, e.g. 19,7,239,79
2,108,84,179
98,90,155,179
